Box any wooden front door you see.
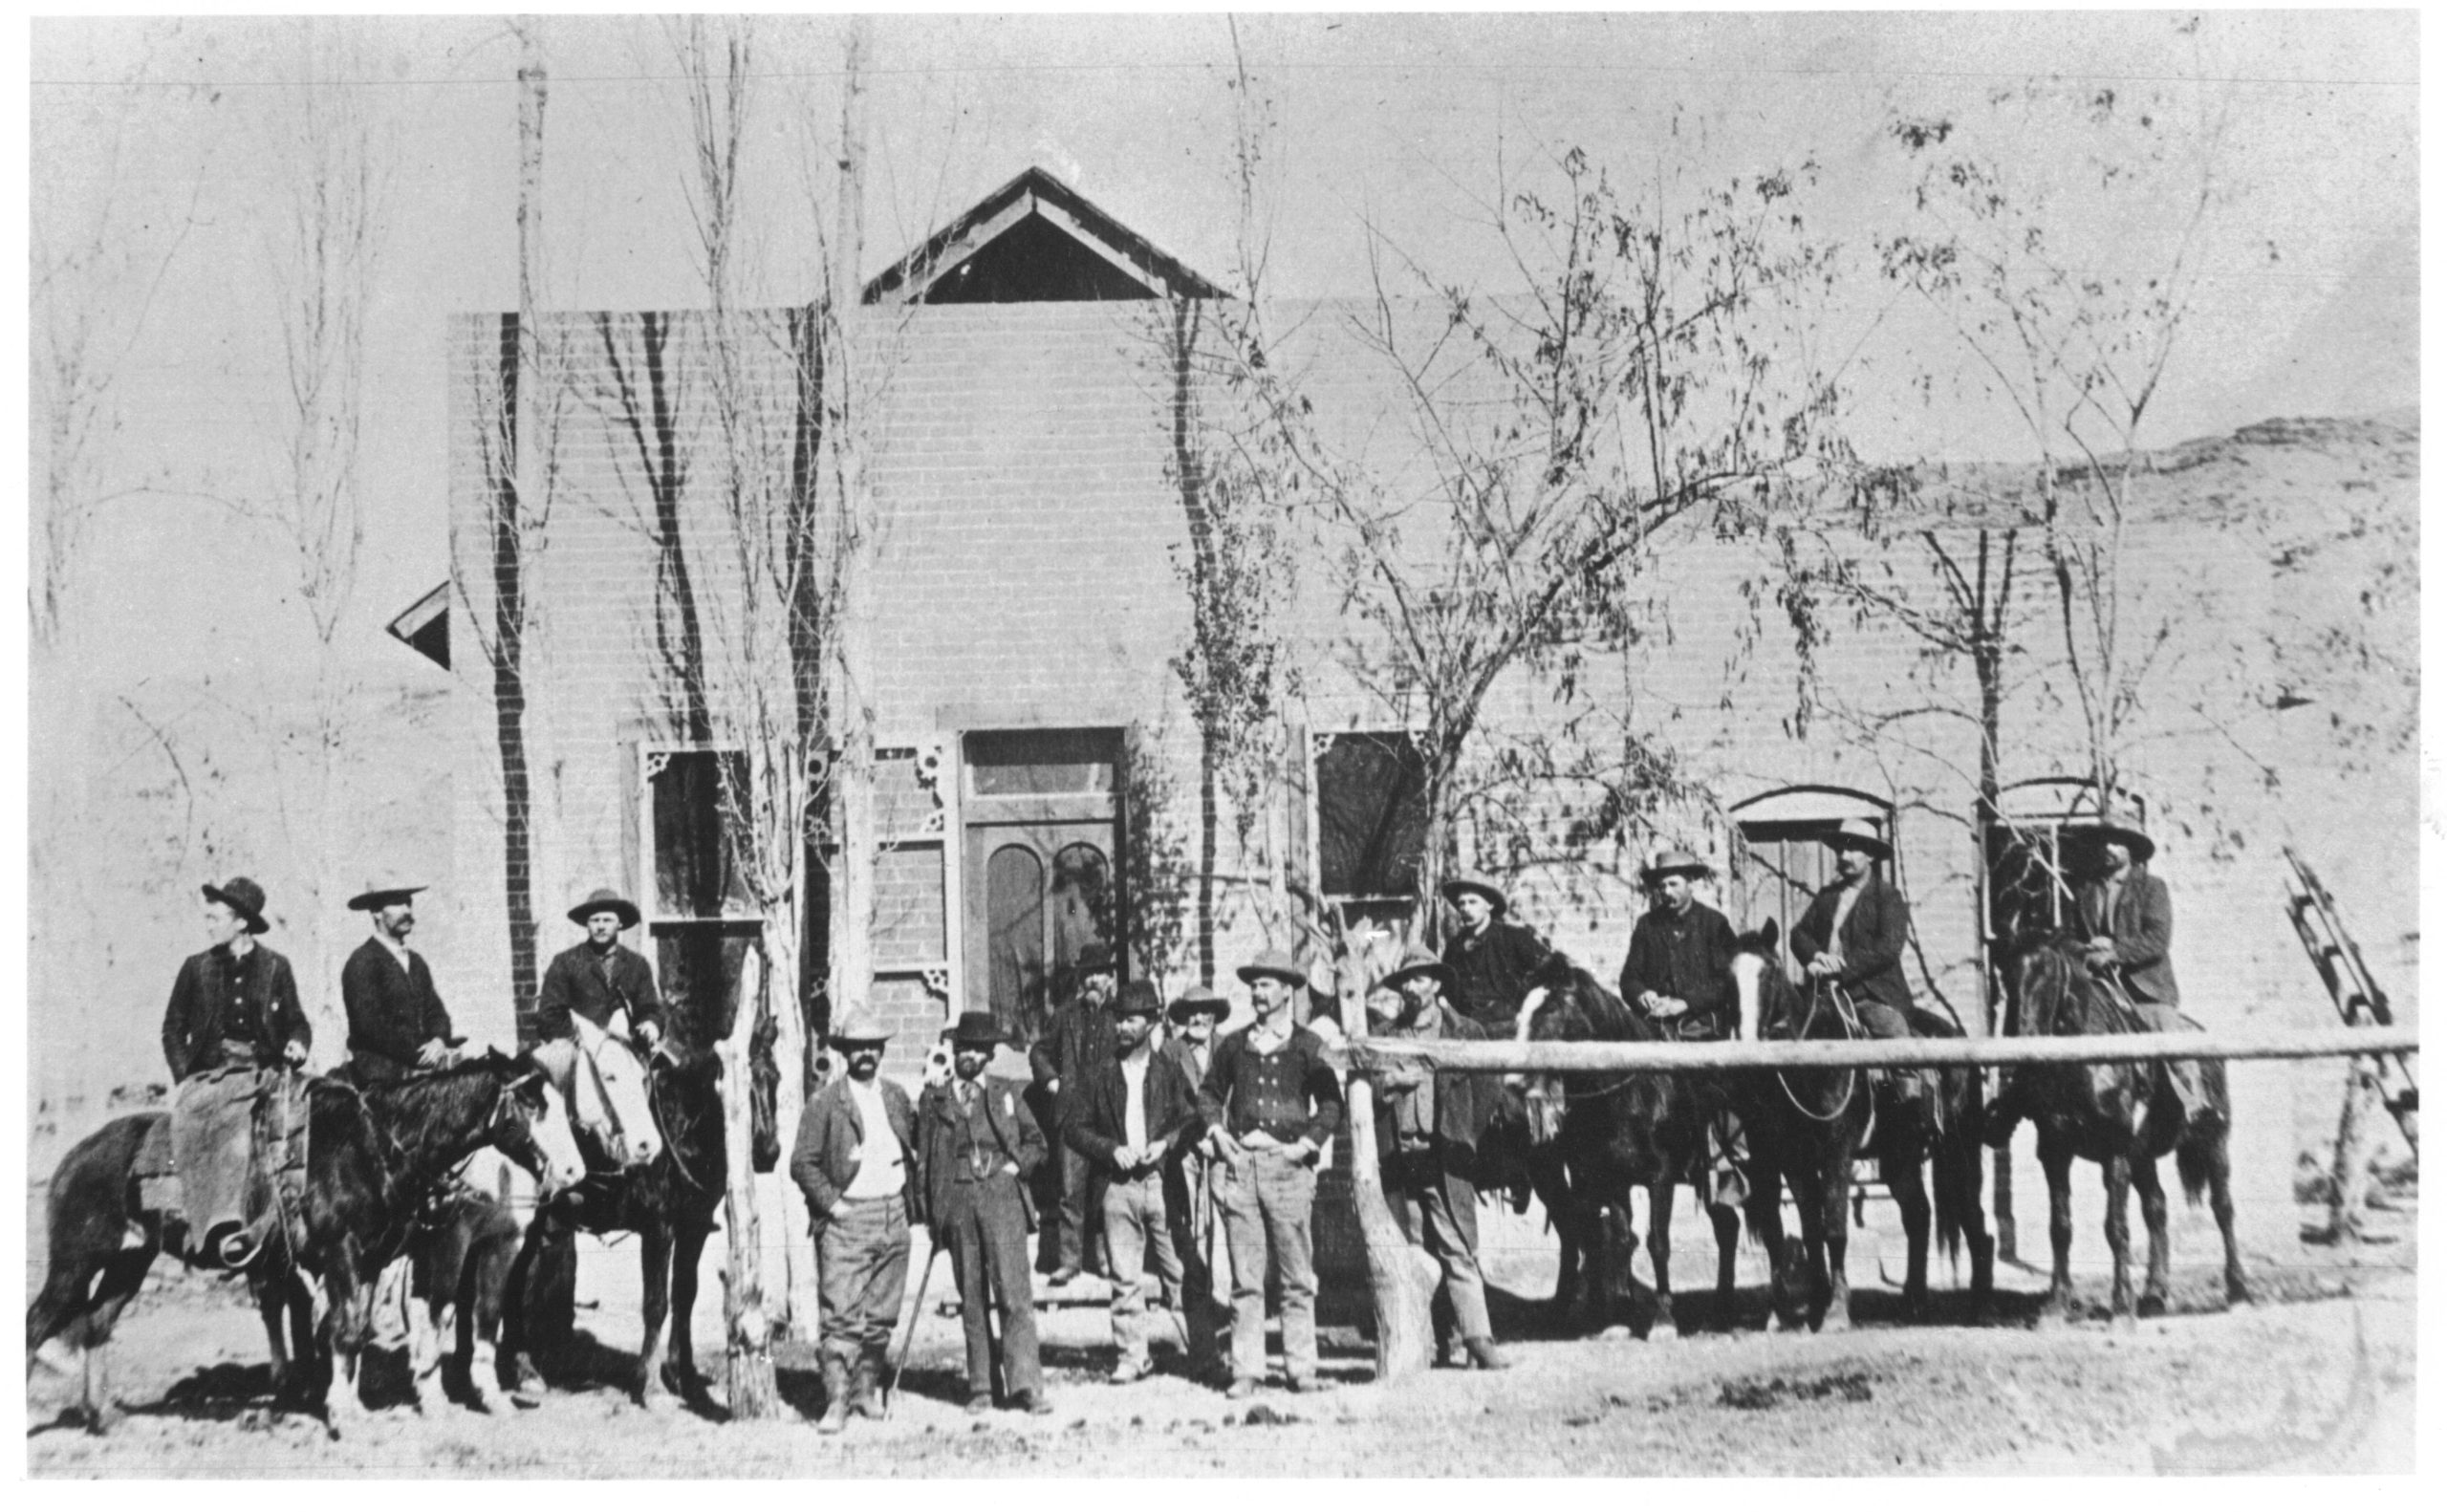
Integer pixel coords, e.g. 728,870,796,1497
961,729,1122,1048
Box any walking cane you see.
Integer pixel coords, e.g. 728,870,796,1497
883,1233,942,1421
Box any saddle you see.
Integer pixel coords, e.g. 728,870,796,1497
144,1069,315,1269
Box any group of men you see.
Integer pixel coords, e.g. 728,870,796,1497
157,801,2191,1420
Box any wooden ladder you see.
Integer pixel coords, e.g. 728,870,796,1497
2283,847,2418,1240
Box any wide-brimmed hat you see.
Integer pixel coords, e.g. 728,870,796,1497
347,883,426,913
830,1012,892,1045
567,888,641,929
1108,980,1163,1019
2082,809,2156,865
1168,983,1229,1022
1640,849,1711,886
1440,873,1509,915
945,1010,1004,1047
1072,940,1115,976
203,876,271,935
1375,943,1453,995
1821,818,1892,861
1237,946,1309,987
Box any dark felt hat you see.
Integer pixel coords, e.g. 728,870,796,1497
1236,946,1309,987
1168,983,1229,1022
1073,940,1115,976
203,876,271,935
1440,873,1509,915
1821,818,1893,861
347,883,426,913
946,1010,1005,1047
1109,980,1163,1019
1375,943,1453,995
568,887,641,929
2083,809,2156,864
1640,849,1711,886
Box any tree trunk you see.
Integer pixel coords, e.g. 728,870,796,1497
2328,1059,2378,1244
1336,946,1431,1381
764,915,819,1332
720,947,782,1417
1976,629,2013,1261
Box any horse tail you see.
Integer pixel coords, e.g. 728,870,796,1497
2173,1060,2229,1206
1930,1072,1984,1265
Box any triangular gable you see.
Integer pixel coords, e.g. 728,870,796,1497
863,165,1225,305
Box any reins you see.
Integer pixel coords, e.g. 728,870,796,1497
1774,981,1864,1125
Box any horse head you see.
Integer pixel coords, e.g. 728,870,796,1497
1514,957,1642,1145
1729,919,1789,1042
571,1018,664,1172
499,1054,588,1198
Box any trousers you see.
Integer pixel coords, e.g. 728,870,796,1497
817,1195,910,1368
1101,1169,1184,1368
1384,1147,1492,1343
1213,1146,1318,1384
941,1179,1042,1398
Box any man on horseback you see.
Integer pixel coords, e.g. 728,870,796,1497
1197,947,1345,1399
340,884,461,1085
1439,873,1558,1035
531,887,664,1097
1618,850,1739,1039
792,1012,919,1432
160,876,313,1268
1791,820,1926,1102
1988,811,2203,1145
1367,945,1507,1372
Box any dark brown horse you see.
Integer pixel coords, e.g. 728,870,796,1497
2006,938,2251,1321
1516,957,1769,1338
503,1046,730,1411
1731,923,1994,1331
28,1052,582,1434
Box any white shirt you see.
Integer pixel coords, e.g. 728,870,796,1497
1120,1052,1150,1152
375,932,416,972
841,1077,906,1199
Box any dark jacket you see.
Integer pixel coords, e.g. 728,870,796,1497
914,1074,1048,1230
1159,1034,1217,1100
1028,997,1116,1124
790,1074,919,1228
2076,869,2178,1006
1791,874,1915,1014
1065,1048,1203,1173
162,942,311,1082
1617,901,1740,1034
535,940,664,1041
342,937,455,1084
1369,1002,1500,1161
1196,1023,1346,1148
1441,918,1557,1032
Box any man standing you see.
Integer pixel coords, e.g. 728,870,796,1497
1028,940,1116,1284
161,876,312,1267
533,888,665,1094
1160,984,1231,1379
1197,947,1346,1398
1439,874,1558,1035
1368,945,1507,1372
1791,820,1924,1098
790,1013,917,1435
1618,850,1741,1039
341,884,460,1084
917,1012,1053,1415
1067,981,1202,1384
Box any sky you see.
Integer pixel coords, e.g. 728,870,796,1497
26,11,2420,686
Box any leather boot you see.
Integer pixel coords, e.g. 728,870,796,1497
849,1353,884,1418
1462,1336,1511,1372
817,1356,851,1435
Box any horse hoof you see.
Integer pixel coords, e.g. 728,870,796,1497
1595,1324,1633,1342
639,1388,680,1415
1818,1313,1851,1335
2135,1294,2168,1321
1647,1322,1678,1344
2226,1283,2255,1310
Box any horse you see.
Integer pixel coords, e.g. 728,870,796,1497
27,1050,584,1434
2006,936,2251,1321
1730,922,1994,1331
503,1043,729,1411
391,1180,529,1414
1514,956,1766,1339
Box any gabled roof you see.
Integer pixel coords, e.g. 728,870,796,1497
863,165,1226,305
386,581,450,669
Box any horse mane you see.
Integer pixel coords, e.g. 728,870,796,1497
1535,956,1653,1043
2011,936,2125,1038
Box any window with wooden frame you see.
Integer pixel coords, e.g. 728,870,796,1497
1311,730,1431,931
639,744,762,1042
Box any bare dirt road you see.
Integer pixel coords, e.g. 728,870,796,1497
28,1201,2415,1478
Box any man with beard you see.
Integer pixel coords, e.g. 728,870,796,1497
1028,940,1117,1284
917,1012,1053,1415
1791,819,1927,1101
790,1014,917,1434
1067,981,1202,1383
1617,850,1740,1039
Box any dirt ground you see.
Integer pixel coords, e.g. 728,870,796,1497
27,1187,2416,1478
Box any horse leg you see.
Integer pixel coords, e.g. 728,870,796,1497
1644,1180,1678,1342
1883,1152,1932,1322
2101,1155,2134,1324
1818,1153,1854,1333
255,1272,300,1405
662,1220,710,1399
320,1256,375,1436
2201,1131,2254,1307
1707,1188,1741,1334
502,1214,553,1396
637,1220,677,1411
466,1221,519,1413
2132,1156,2172,1318
2039,1136,2076,1325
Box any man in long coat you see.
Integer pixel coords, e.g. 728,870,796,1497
1439,874,1559,1035
1027,940,1116,1284
790,1012,918,1433
161,876,312,1267
1067,981,1203,1383
341,883,459,1084
1618,850,1741,1039
1790,819,1926,1099
1159,984,1231,1375
917,1012,1053,1415
1368,945,1507,1371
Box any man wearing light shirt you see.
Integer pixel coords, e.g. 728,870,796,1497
340,883,460,1085
790,1012,916,1435
1069,981,1203,1383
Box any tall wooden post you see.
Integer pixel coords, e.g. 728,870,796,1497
1332,931,1431,1380
720,947,781,1415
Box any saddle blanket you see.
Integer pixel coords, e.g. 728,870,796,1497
146,1070,314,1267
